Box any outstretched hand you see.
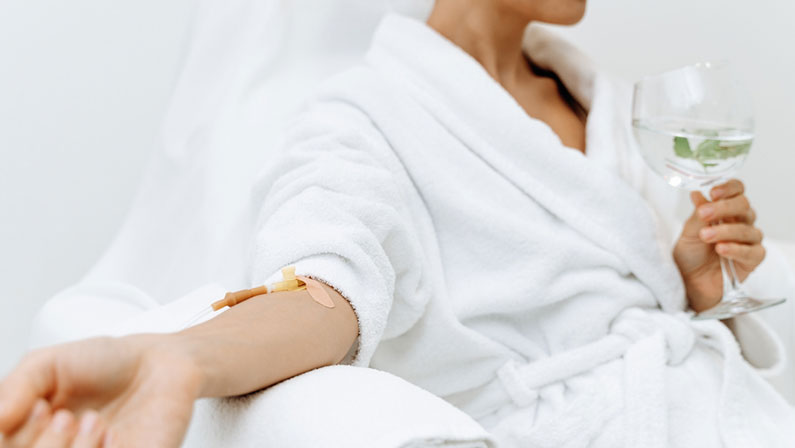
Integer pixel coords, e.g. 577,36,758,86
673,179,765,312
0,335,201,448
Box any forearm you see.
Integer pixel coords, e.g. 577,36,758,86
165,283,359,398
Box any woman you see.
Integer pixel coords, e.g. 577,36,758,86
1,0,792,446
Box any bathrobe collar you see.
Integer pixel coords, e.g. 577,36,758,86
366,14,686,313
369,14,629,171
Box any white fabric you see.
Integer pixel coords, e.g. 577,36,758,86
185,365,494,448
84,0,424,304
744,239,795,401
777,240,795,268
249,14,795,447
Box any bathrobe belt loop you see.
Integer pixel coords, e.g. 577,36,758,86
497,333,630,408
498,309,695,404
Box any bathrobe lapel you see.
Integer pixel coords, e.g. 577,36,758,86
366,15,686,312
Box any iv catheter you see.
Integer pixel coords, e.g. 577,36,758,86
183,266,336,328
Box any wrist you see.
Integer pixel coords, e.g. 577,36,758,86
123,333,206,400
686,291,721,313
676,258,721,312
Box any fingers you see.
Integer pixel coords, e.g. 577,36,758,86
31,410,75,448
696,194,753,223
716,242,766,266
690,190,709,207
0,406,105,448
696,179,756,224
709,179,744,200
71,411,105,448
746,207,757,224
0,350,55,434
3,400,51,448
699,223,763,245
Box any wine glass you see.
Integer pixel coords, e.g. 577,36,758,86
631,61,786,320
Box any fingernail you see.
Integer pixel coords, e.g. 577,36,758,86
717,244,730,255
79,411,98,436
700,228,716,240
51,410,72,433
698,205,715,219
711,188,724,200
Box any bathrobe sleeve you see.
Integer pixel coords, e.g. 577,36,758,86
249,99,427,367
725,241,795,377
724,314,786,377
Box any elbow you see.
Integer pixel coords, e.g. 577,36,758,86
323,284,360,366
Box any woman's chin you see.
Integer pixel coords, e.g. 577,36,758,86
509,0,587,26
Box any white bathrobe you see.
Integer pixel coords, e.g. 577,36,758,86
250,14,795,447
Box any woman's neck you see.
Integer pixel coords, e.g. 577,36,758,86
426,0,532,87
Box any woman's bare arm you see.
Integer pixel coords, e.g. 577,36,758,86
0,284,359,447
176,283,359,398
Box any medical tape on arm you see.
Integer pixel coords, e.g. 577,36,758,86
211,266,336,311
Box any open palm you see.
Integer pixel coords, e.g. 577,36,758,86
0,335,201,447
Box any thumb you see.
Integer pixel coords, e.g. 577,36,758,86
690,191,709,208
0,351,54,435
681,191,709,237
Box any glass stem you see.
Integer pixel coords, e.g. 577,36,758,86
702,190,746,303
719,251,746,302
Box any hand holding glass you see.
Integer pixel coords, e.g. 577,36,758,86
631,61,786,320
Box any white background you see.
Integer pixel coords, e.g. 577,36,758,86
1,0,794,376
0,0,196,374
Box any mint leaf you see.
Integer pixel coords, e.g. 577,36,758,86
673,136,693,158
721,142,751,158
695,139,721,160
695,139,751,163
692,139,722,169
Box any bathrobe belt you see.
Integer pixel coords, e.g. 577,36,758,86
470,308,756,448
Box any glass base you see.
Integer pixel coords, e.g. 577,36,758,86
693,296,787,320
